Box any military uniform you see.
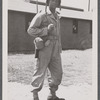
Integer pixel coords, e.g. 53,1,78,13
27,10,63,98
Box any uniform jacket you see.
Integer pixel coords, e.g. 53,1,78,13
27,10,62,53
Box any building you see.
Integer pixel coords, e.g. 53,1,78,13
8,0,92,53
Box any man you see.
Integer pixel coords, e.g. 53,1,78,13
27,0,65,100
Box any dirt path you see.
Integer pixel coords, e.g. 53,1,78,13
8,49,92,100
8,82,92,100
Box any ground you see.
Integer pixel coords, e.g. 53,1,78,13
8,49,92,100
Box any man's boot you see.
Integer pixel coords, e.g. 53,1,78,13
47,96,65,100
47,88,65,100
32,92,39,100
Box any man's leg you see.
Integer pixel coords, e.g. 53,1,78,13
48,54,64,100
31,44,53,100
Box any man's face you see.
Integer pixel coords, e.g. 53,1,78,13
49,0,59,9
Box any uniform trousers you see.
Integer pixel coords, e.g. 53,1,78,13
31,40,63,96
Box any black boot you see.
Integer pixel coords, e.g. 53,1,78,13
32,91,39,100
47,96,65,100
48,86,65,100
33,97,39,100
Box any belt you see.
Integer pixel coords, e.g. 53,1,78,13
48,35,59,40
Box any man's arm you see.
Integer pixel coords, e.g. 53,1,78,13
27,13,48,37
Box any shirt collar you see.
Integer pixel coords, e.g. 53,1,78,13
46,7,61,19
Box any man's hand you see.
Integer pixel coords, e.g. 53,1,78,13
48,24,55,33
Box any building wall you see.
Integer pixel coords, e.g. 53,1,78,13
60,18,92,50
8,11,35,53
78,20,92,49
8,11,92,53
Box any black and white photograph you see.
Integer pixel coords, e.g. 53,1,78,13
3,0,98,100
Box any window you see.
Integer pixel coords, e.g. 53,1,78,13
73,19,78,33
